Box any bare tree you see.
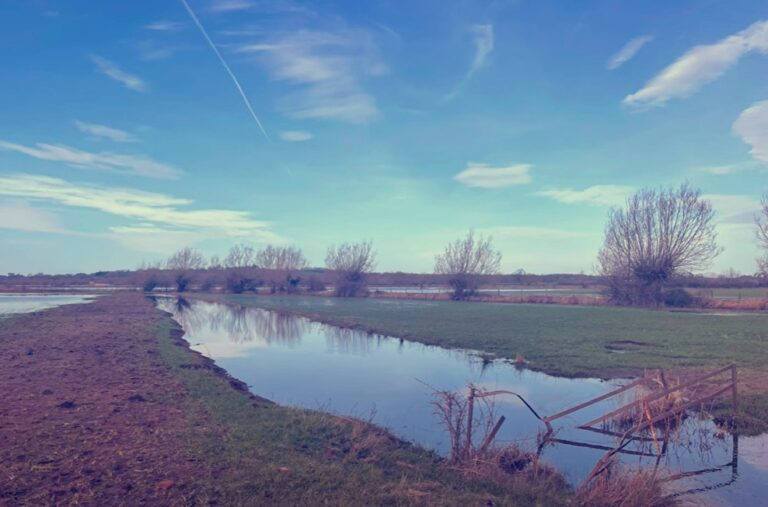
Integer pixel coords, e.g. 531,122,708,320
208,255,222,270
137,259,165,292
325,241,376,297
223,244,257,293
256,245,308,293
598,183,721,306
758,194,768,277
166,247,206,292
434,230,502,300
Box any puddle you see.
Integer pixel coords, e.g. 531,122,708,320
0,293,96,316
157,296,768,505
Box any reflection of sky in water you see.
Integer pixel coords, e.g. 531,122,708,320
158,297,768,505
0,294,95,316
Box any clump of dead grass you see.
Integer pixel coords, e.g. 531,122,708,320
573,465,678,507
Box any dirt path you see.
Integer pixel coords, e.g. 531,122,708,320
0,293,204,505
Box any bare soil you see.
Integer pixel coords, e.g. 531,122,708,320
0,293,205,505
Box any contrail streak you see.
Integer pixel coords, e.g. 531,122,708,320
179,0,269,139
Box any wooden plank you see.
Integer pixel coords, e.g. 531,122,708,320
579,365,733,429
543,378,646,423
547,438,660,458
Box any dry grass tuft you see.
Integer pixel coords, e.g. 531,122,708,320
573,466,678,507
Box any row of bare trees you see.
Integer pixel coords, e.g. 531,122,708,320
142,241,379,295
143,186,768,305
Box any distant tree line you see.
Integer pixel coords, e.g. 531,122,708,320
4,186,768,307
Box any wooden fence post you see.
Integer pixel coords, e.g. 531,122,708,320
465,387,475,459
731,365,739,416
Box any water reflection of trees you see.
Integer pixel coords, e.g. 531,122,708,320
323,326,379,355
159,297,308,346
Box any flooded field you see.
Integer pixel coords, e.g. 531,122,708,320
158,296,768,505
0,294,96,317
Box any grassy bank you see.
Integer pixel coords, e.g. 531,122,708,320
153,312,571,505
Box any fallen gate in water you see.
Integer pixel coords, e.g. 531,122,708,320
466,364,740,496
540,364,740,495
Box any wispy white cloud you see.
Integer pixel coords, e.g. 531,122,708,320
0,174,278,240
467,24,494,78
0,140,181,179
696,161,760,175
447,24,494,99
108,224,205,254
534,185,635,206
0,200,66,234
74,121,139,143
280,130,313,141
705,193,762,224
607,35,653,70
733,100,768,164
454,163,532,188
237,30,383,123
145,20,186,31
90,55,147,92
623,20,768,107
209,0,255,13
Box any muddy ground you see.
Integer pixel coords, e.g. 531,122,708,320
0,293,206,505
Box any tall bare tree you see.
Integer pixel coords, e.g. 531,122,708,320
223,244,257,293
256,245,308,293
166,247,206,292
325,241,376,297
598,183,721,306
434,230,502,299
758,194,768,276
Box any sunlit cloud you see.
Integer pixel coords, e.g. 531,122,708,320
0,140,181,179
534,185,635,206
733,100,768,165
624,20,768,107
90,55,147,92
280,130,313,141
607,35,653,70
0,174,279,241
454,163,532,188
74,121,139,143
237,29,383,123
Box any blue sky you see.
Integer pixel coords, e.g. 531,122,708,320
1,0,766,275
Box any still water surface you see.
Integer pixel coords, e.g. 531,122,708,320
0,293,95,316
158,296,767,506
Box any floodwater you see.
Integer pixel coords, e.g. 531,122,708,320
157,296,768,505
0,293,95,316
